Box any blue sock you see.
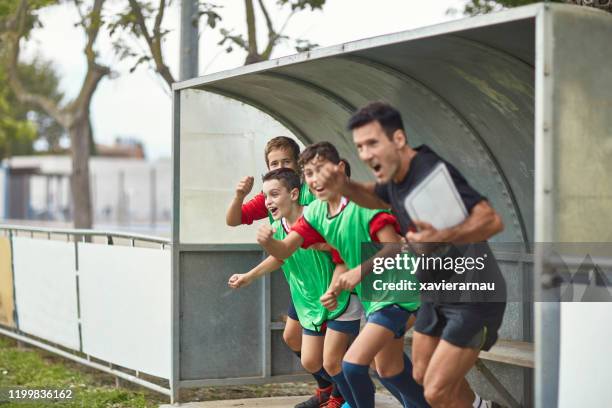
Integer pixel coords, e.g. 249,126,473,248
374,372,406,405
331,371,358,408
380,354,429,408
342,361,375,408
313,368,333,384
293,350,332,389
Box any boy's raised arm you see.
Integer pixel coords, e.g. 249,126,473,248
225,176,256,226
256,225,303,260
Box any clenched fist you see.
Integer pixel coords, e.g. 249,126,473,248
256,224,275,246
320,290,338,311
228,273,252,289
334,268,362,291
235,176,255,199
319,162,347,193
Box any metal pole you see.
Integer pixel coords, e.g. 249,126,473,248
179,0,199,80
535,5,560,408
117,171,125,225
150,167,157,229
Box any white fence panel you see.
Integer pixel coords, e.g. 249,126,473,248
78,243,171,378
558,302,612,407
12,237,80,350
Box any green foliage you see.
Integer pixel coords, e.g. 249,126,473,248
13,58,65,151
0,58,65,158
109,0,326,83
198,2,222,29
0,0,19,18
277,0,325,11
218,0,326,62
0,0,64,158
460,0,564,15
0,66,37,158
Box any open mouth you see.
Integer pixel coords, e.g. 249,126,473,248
371,163,382,173
268,207,279,217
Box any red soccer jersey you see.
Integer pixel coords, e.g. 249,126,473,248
240,192,268,225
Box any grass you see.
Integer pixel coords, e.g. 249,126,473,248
0,335,315,407
0,335,165,408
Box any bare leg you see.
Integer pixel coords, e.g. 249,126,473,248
344,322,394,365
422,340,479,408
323,328,352,376
373,337,406,377
301,333,325,373
283,317,302,352
411,331,440,385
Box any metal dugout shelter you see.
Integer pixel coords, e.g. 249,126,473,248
171,4,612,407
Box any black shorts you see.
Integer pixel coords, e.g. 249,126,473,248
413,302,506,351
287,298,299,321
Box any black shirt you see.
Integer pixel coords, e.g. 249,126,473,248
374,145,505,302
374,145,485,235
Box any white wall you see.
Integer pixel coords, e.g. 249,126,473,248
179,91,301,244
558,302,612,407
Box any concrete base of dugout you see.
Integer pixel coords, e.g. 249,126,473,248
160,394,402,408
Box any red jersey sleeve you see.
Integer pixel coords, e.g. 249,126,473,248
369,212,401,242
330,249,344,265
240,192,268,225
291,216,326,248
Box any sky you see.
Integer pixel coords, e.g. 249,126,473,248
21,0,468,159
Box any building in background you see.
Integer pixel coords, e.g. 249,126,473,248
0,154,171,236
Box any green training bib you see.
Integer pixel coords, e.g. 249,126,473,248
273,216,350,331
303,198,420,316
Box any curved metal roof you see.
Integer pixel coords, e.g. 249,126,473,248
175,4,551,244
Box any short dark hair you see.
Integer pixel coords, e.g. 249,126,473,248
262,168,301,192
299,142,341,168
347,101,404,139
339,158,351,178
264,136,301,167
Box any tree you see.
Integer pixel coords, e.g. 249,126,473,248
219,0,325,64
0,70,37,158
0,1,37,158
9,59,65,153
457,0,611,16
1,0,110,229
108,0,326,90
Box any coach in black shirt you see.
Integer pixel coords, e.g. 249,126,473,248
320,102,506,408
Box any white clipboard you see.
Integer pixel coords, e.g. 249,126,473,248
403,162,468,230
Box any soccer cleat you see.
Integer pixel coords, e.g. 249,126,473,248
324,395,345,408
340,403,351,408
294,386,332,408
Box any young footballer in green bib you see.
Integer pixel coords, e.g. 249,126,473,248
257,143,428,408
229,168,361,408
225,137,327,408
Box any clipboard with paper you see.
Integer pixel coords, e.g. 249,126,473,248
403,162,468,230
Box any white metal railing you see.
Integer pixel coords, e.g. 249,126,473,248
0,224,172,396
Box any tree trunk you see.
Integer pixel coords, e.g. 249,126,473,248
244,0,260,64
69,113,93,229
